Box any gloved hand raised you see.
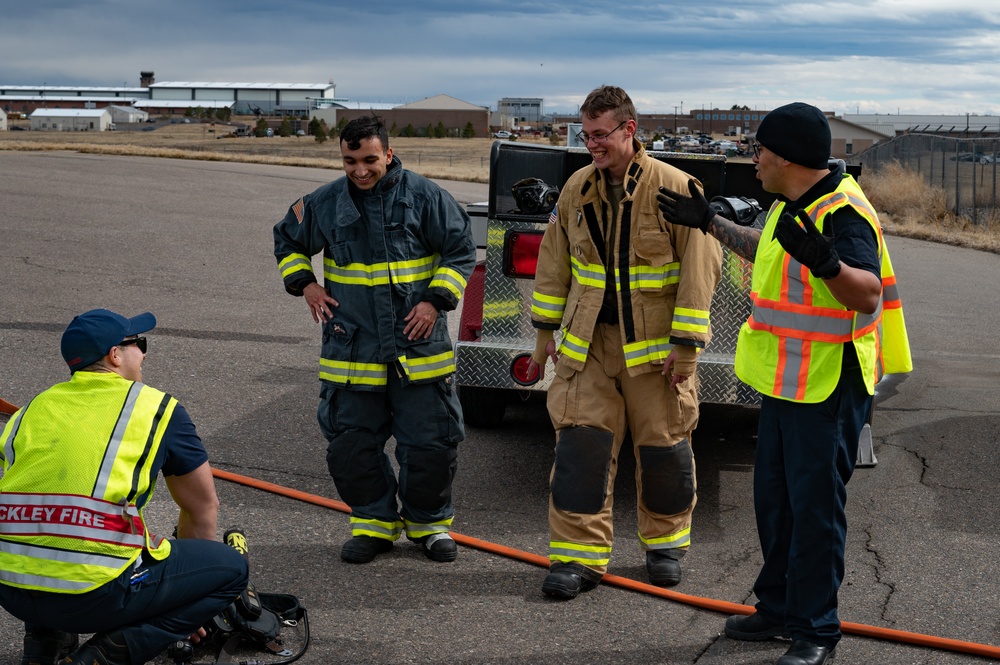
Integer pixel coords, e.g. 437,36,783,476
657,179,714,233
774,210,842,279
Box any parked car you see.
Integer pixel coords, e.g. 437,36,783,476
493,130,513,139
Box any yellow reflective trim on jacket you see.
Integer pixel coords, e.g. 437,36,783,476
558,331,590,363
639,526,691,550
549,540,612,566
672,306,711,335
323,254,441,287
397,350,456,382
278,253,313,279
429,266,468,300
318,358,388,386
623,337,674,367
630,262,681,290
570,255,605,288
531,291,567,319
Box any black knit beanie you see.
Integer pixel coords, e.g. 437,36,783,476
755,102,831,169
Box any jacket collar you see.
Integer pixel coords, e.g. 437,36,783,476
583,138,647,201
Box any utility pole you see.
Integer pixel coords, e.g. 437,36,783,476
673,105,678,134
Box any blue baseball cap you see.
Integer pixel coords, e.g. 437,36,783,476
61,308,156,371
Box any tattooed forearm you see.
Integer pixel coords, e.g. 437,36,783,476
708,215,760,262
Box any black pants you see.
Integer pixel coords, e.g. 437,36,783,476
752,366,871,649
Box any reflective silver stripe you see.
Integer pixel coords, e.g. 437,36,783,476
623,338,673,366
325,262,391,285
429,267,467,299
751,305,854,339
779,337,805,400
0,539,133,591
349,520,401,539
391,259,435,282
548,544,608,563
398,352,456,381
2,407,25,465
278,254,312,278
0,492,147,547
0,522,146,546
854,297,883,332
883,281,900,304
630,264,680,289
571,256,605,287
0,569,98,592
558,333,589,362
1,492,127,514
94,382,142,499
0,539,128,568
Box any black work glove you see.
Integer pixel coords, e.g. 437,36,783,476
774,210,842,279
657,179,714,233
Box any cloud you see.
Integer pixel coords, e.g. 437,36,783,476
2,1,1000,116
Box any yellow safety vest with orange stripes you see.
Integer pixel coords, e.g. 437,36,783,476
735,174,912,403
0,372,174,593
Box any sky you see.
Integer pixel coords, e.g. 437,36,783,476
4,0,1000,117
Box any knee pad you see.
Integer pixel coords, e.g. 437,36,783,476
551,426,614,514
639,439,695,516
326,430,388,507
400,444,458,512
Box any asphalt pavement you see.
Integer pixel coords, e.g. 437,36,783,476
1,151,999,664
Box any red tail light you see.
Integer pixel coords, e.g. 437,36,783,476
511,353,540,386
503,230,544,279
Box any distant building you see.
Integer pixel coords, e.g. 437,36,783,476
107,104,149,124
147,81,336,116
844,113,1000,137
496,97,543,129
30,108,112,131
313,94,492,138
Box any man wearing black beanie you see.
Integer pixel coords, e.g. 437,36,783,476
656,102,912,665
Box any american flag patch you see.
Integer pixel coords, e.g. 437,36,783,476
292,198,305,224
548,204,558,224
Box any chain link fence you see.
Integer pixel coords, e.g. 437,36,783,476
852,133,1000,225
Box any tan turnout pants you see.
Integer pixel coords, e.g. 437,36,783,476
546,323,699,573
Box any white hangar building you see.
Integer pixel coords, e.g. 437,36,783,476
30,108,113,131
147,81,337,116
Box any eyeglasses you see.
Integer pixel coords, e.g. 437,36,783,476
751,141,762,159
576,120,627,145
118,336,147,354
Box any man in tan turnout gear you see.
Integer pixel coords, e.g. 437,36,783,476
526,86,722,599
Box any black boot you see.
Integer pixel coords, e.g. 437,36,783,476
724,612,789,641
645,548,684,587
21,626,78,665
775,640,835,665
58,631,129,665
340,535,393,563
541,562,602,600
417,533,458,562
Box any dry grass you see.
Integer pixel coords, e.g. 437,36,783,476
0,120,553,183
4,121,999,253
863,161,1000,253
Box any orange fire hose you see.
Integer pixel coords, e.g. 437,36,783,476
2,394,997,660
212,467,1000,660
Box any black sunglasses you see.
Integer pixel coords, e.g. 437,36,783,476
118,336,147,353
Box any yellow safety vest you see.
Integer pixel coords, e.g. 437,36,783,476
0,372,174,593
735,175,912,402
